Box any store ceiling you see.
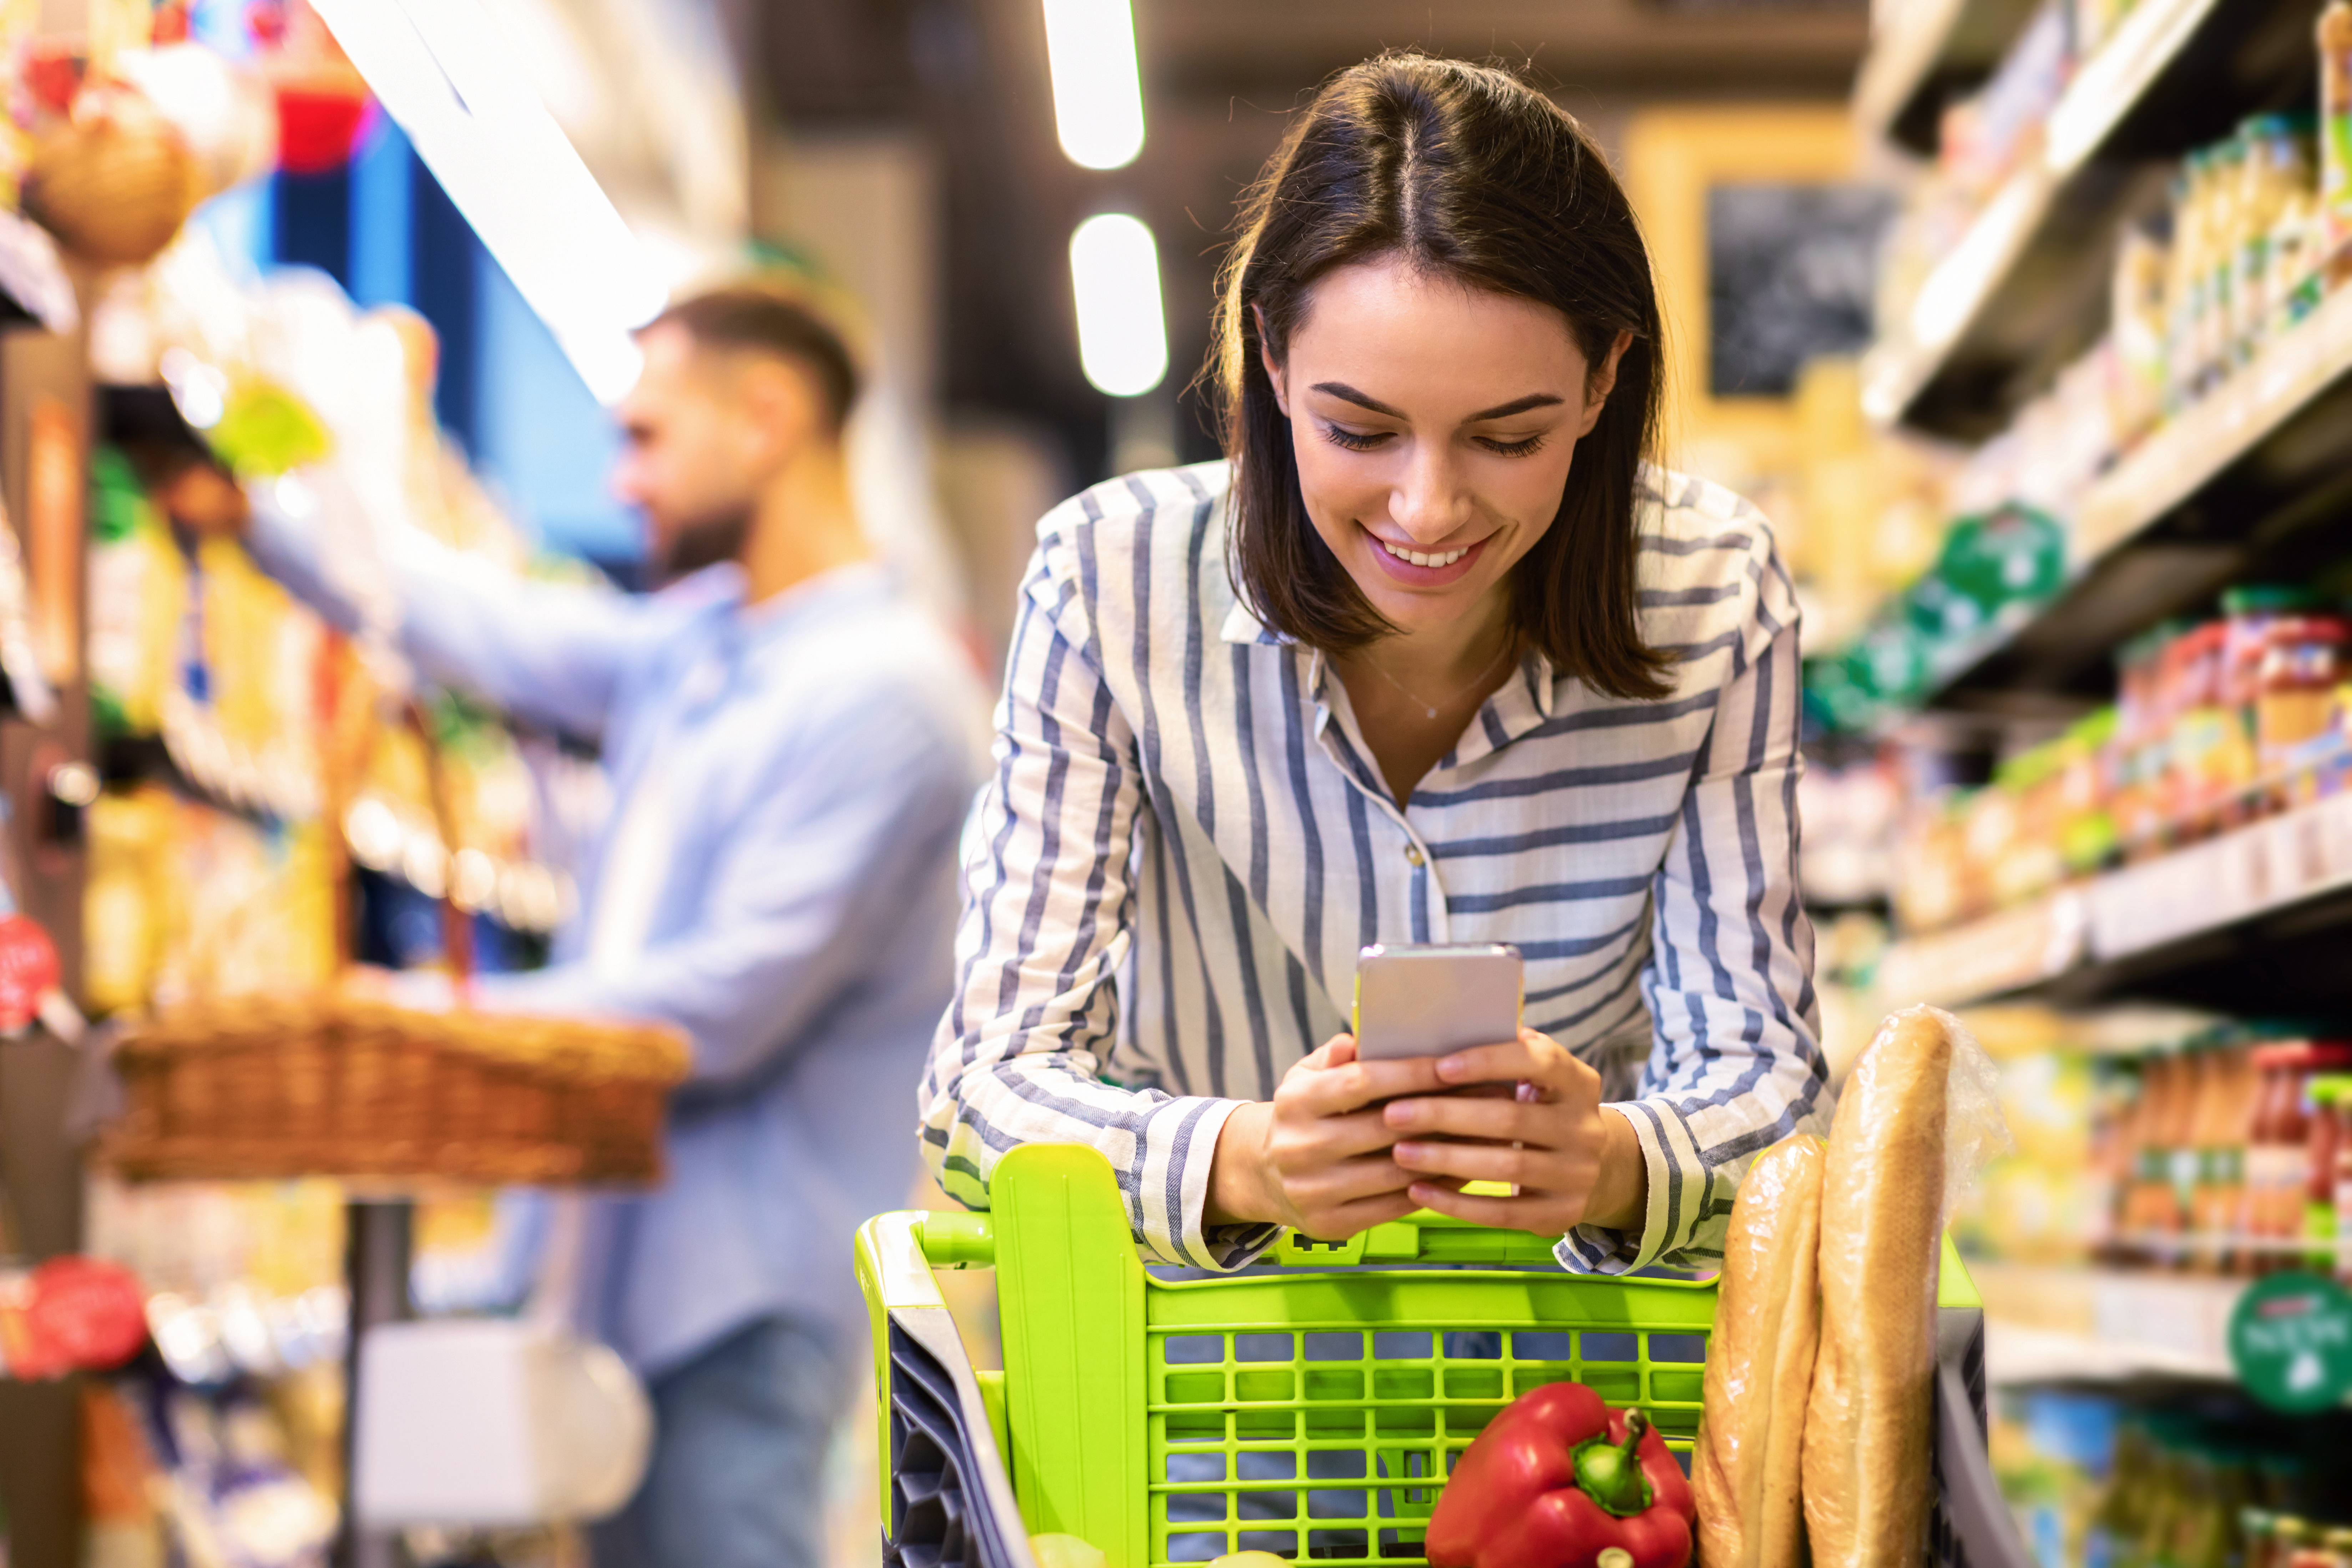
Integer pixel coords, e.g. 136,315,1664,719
738,0,1870,474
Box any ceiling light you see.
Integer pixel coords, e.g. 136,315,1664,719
308,0,668,403
1041,0,1144,171
1069,213,1166,398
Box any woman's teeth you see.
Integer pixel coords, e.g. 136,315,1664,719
1379,539,1468,568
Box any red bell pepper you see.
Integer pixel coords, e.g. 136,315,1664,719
1425,1381,1694,1568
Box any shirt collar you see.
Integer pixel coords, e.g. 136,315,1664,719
666,559,895,644
1219,595,1289,647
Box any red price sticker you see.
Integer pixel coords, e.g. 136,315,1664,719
0,913,61,1030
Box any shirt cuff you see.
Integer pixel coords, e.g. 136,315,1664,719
1556,1100,1702,1275
1138,1096,1281,1271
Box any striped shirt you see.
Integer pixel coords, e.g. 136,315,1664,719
920,460,1827,1275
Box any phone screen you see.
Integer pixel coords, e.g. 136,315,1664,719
1350,943,1524,1062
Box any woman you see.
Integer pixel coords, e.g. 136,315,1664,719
920,53,1826,1276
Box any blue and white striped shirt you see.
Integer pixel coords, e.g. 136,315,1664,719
920,460,1827,1275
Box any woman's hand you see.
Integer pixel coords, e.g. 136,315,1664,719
1206,1035,1457,1239
1382,1027,1648,1237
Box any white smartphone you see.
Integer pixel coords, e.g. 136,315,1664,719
1349,943,1524,1062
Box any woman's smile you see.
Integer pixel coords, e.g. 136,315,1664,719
1362,524,1490,586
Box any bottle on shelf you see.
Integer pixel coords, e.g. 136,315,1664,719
2305,1073,2352,1278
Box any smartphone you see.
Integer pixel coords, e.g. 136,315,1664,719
1350,943,1524,1062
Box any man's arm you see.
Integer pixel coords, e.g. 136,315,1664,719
242,467,680,743
472,684,977,1087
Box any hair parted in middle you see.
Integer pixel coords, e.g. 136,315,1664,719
1212,51,1673,702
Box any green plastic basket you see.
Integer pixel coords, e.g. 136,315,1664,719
856,1143,1997,1568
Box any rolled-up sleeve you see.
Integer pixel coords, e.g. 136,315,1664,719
246,467,671,743
1562,531,1829,1275
919,546,1276,1271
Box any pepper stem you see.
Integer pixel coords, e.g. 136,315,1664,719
1570,1408,1655,1519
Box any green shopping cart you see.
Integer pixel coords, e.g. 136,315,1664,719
854,1143,2026,1568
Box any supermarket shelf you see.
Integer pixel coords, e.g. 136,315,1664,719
1852,0,2041,155
1929,278,2352,712
101,733,572,935
1862,0,2326,438
1978,1265,2244,1387
1878,789,2352,1012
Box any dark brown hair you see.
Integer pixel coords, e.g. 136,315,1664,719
649,285,863,432
1213,53,1672,700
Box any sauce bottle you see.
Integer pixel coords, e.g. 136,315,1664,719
2192,1045,2256,1271
2168,1050,2222,1267
2305,1074,2352,1275
2245,1046,2302,1268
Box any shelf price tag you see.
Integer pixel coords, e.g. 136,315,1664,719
2227,1272,2352,1414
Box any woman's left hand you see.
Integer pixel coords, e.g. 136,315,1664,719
1382,1028,1648,1236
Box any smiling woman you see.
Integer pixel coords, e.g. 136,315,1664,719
920,52,1828,1282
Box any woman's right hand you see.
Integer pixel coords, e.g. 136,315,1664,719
1206,1035,1460,1239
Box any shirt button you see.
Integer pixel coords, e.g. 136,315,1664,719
1404,844,1425,867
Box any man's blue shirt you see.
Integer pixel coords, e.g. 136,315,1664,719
250,484,985,1373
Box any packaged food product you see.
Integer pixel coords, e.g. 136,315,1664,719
1693,1135,1822,1568
2111,220,2171,444
1802,1006,2004,1568
2322,0,2352,279
2307,1074,2352,1275
2256,616,2350,793
2189,1045,2258,1269
2246,1046,2352,1271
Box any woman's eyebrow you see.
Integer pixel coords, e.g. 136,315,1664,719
1307,383,1567,423
1310,381,1405,417
1465,392,1566,421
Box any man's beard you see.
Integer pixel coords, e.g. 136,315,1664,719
654,505,755,583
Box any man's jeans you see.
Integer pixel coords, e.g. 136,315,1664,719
591,1314,849,1568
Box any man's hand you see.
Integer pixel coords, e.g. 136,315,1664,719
1206,1035,1460,1239
1382,1027,1648,1237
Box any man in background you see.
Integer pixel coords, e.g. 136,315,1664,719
164,286,986,1568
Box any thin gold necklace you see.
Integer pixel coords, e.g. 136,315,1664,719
1362,636,1516,720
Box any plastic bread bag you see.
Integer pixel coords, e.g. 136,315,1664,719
1694,1132,1825,1568
1800,1004,2009,1568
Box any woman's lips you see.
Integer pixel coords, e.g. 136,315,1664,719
1364,525,1487,586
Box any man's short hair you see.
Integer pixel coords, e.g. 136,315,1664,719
645,286,863,431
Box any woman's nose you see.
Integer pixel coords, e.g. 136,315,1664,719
1390,444,1472,542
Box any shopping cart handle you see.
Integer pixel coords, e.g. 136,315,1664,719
922,1210,997,1269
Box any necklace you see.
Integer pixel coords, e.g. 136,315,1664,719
1361,636,1516,720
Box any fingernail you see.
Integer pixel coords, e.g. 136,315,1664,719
1436,1056,1466,1081
1394,1142,1422,1163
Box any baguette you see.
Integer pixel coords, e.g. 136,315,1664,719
1800,1006,1952,1568
1693,1134,1823,1568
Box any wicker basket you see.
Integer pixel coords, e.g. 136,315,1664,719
100,992,689,1185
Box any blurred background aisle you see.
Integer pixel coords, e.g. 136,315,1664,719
0,1,2342,1567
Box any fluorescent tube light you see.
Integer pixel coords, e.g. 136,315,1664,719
1041,0,1144,171
1069,212,1165,398
308,0,668,404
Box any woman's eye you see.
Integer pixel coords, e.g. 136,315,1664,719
1322,424,1391,452
1478,434,1548,458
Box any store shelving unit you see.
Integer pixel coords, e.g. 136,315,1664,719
1862,0,2328,439
1927,275,2352,714
1880,788,2352,1011
1977,1264,2246,1386
1852,0,2042,155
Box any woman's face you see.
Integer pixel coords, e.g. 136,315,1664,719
1262,255,1628,641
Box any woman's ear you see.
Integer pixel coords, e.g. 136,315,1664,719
1253,303,1291,418
1575,329,1638,438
